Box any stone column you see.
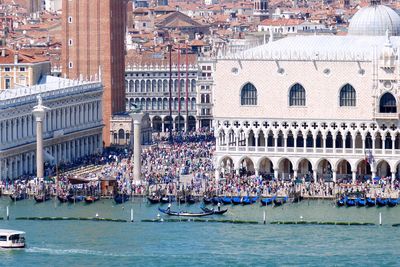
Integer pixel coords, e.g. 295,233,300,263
32,96,49,180
293,169,298,180
332,170,337,183
130,112,144,182
352,171,356,184
255,168,259,177
391,172,396,183
313,169,317,182
274,168,279,180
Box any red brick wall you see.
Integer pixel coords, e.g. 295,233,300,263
62,0,126,146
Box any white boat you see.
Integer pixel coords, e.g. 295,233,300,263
0,229,26,248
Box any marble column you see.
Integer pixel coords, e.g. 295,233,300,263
130,112,144,181
32,96,49,180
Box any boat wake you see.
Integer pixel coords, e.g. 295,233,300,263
26,247,131,257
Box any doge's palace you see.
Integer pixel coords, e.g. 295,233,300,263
213,1,400,183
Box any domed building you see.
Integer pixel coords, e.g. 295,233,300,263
348,1,400,36
213,1,400,183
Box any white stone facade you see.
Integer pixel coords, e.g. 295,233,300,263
125,63,199,132
213,33,400,182
0,77,103,179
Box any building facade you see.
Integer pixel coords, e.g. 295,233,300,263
61,0,126,146
213,2,400,183
0,76,103,180
0,48,50,90
196,57,215,129
125,52,198,132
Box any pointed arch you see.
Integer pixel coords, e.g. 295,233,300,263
240,82,257,105
289,83,306,106
339,83,356,106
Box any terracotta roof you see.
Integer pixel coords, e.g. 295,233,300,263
259,18,304,26
0,47,49,64
125,50,197,67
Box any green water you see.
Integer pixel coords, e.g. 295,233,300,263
0,197,399,266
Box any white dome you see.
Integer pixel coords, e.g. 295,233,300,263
348,5,400,36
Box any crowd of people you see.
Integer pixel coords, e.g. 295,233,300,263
1,130,400,201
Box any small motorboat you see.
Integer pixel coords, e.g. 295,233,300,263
0,229,25,248
211,197,221,205
9,193,28,201
34,194,51,203
274,196,288,206
221,197,232,205
160,195,175,204
201,207,228,215
68,195,84,203
366,198,375,207
84,196,100,204
232,197,242,205
57,194,69,203
147,195,161,204
203,197,212,205
356,198,366,207
346,198,356,207
158,207,213,217
387,198,398,207
114,194,129,204
261,196,275,206
376,198,387,207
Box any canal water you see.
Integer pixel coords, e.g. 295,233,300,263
0,197,399,266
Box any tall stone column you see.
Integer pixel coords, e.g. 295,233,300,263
32,96,49,180
130,112,144,181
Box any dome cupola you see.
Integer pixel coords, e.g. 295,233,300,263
348,0,400,36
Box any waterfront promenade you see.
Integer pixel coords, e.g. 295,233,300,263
1,131,400,201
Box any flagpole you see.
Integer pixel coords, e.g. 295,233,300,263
177,43,181,133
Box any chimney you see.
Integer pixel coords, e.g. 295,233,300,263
1,48,5,57
14,53,18,64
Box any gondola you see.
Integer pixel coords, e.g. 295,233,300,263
201,207,228,215
346,198,356,207
114,194,129,204
9,192,28,201
387,198,398,207
211,197,221,205
186,196,197,204
158,207,213,217
147,195,161,204
232,197,242,205
68,195,84,203
251,196,259,203
160,195,175,204
336,198,345,207
366,198,375,207
220,197,232,205
376,198,387,207
177,196,186,204
274,196,288,206
242,196,252,205
203,196,212,205
261,196,275,206
34,193,51,203
356,198,366,207
57,194,69,203
84,196,100,204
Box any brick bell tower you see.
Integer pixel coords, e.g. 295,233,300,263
62,0,127,147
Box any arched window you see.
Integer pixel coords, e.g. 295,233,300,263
380,92,397,113
240,83,257,105
289,83,306,106
340,84,356,106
